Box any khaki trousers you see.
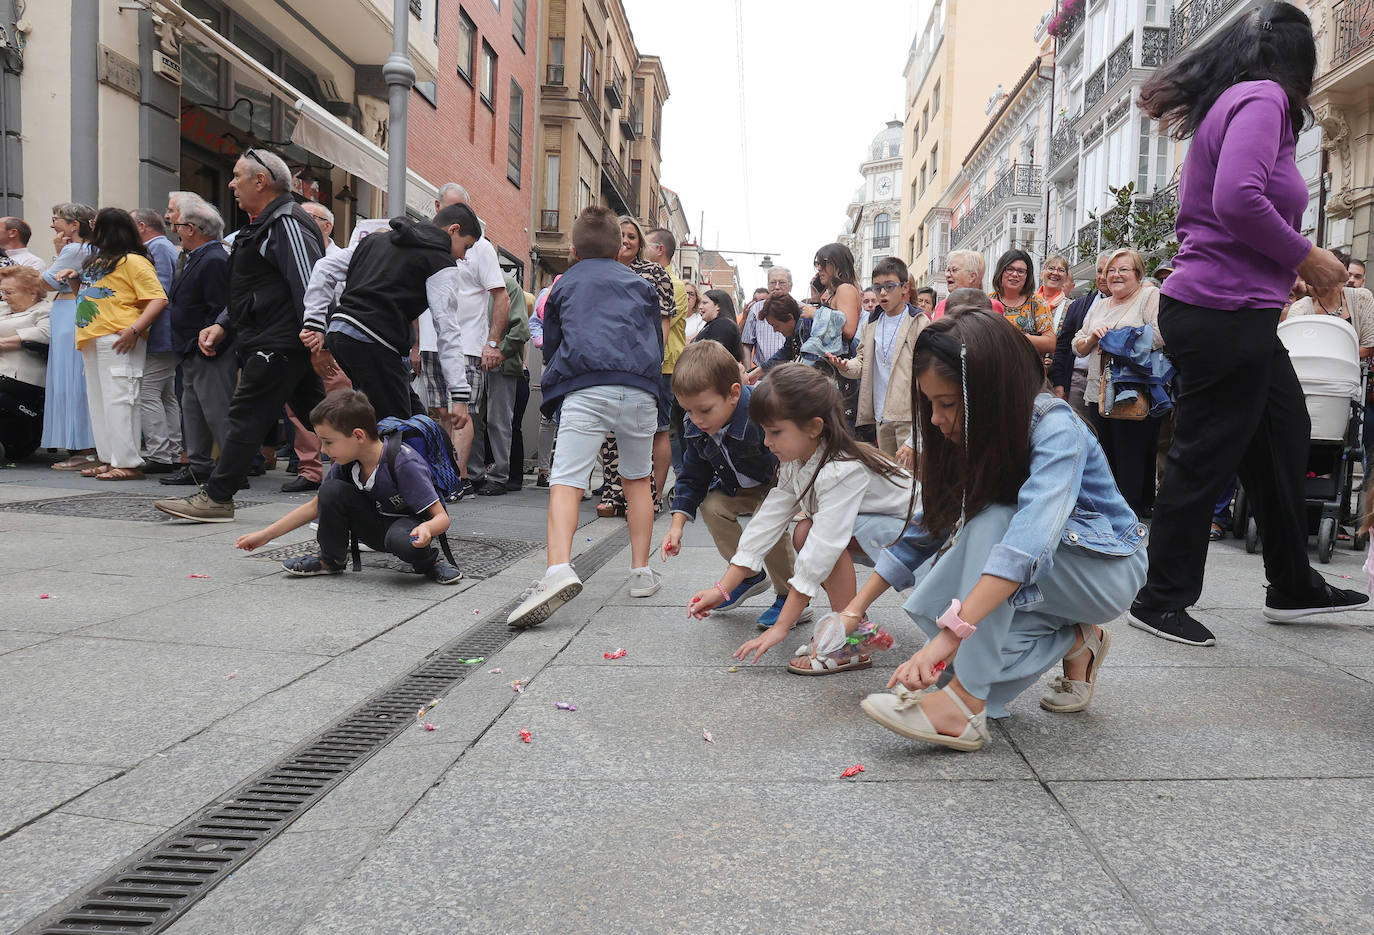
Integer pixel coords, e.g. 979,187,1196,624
874,420,912,457
698,485,795,596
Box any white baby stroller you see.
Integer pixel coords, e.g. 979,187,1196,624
1237,316,1364,563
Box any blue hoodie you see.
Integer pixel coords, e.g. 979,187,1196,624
539,257,664,416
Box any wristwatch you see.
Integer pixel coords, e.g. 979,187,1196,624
936,599,977,639
486,340,498,349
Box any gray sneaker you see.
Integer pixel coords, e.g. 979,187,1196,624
628,567,662,598
425,559,464,585
507,565,583,629
154,489,235,523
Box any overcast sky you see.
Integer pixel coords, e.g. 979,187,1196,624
622,0,930,294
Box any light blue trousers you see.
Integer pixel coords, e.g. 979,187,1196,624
903,505,1147,718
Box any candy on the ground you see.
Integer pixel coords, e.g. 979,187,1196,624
702,728,714,744
459,657,485,664
225,672,238,680
727,666,740,673
519,728,532,743
38,594,49,599
416,707,427,719
841,764,865,778
423,722,438,731
604,648,627,660
472,609,480,615
933,661,947,676
511,680,526,693
488,667,503,674
554,702,577,711
188,574,211,579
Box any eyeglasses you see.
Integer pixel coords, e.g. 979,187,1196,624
170,221,194,231
871,281,903,294
1002,267,1029,278
944,266,962,275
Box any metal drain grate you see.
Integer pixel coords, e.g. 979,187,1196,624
248,534,542,578
0,493,264,523
17,527,629,935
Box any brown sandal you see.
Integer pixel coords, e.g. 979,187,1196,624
96,467,145,481
81,462,113,477
52,455,98,471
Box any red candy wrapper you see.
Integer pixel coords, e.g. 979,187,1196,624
841,764,865,778
519,728,532,744
933,660,946,676
603,648,627,660
188,574,211,579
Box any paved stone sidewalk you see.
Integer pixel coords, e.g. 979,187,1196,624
1,460,1372,934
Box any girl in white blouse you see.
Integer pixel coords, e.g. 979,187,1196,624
687,363,914,675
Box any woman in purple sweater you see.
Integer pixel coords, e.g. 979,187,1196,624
1128,2,1365,647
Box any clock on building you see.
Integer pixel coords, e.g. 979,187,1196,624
876,175,893,198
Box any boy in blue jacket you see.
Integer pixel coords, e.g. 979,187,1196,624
507,206,664,628
658,341,804,629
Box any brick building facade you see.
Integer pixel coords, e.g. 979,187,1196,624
409,0,540,280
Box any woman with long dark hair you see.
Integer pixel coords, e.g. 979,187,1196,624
990,249,1054,355
692,288,742,362
53,207,167,480
1127,2,1365,646
809,243,861,344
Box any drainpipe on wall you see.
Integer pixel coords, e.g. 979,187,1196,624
70,0,99,205
0,0,25,215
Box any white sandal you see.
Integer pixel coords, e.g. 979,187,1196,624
1039,624,1110,713
860,684,989,751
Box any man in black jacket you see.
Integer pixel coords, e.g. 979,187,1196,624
299,204,480,421
156,148,326,523
1049,251,1110,421
159,200,231,488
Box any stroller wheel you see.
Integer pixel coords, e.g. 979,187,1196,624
1245,517,1260,554
1317,516,1336,564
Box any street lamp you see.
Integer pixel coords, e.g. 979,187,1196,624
759,255,773,271
383,0,415,216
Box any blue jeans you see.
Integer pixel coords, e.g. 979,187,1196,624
902,504,1147,718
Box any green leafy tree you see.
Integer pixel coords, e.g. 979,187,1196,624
1077,182,1179,275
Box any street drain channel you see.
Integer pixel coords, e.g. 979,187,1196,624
18,528,630,935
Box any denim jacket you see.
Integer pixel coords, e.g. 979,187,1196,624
874,393,1147,608
670,384,778,520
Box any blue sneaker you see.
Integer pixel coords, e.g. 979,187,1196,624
718,570,769,609
756,597,814,630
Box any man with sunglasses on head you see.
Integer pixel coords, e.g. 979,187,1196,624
156,147,327,523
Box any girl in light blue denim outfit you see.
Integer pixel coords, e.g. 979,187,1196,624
838,302,1148,752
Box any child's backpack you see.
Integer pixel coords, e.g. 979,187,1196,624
347,414,461,571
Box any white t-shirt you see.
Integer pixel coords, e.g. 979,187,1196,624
417,309,439,353
7,248,44,271
870,310,904,422
434,237,504,359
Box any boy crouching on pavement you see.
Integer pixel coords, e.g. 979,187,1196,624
235,389,462,584
659,340,804,629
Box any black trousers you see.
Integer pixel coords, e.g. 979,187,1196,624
1088,405,1161,516
1138,297,1325,610
207,348,324,502
508,368,530,483
315,477,438,569
326,332,422,422
0,376,43,461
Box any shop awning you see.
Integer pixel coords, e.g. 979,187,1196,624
153,0,437,217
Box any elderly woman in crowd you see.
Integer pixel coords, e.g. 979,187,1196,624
932,249,985,318
1284,276,1374,355
1038,253,1073,333
42,202,98,469
991,248,1055,355
0,266,53,461
1073,248,1163,517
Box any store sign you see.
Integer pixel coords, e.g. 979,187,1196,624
153,52,182,85
180,106,242,157
98,45,141,100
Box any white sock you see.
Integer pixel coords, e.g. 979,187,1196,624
547,563,573,576
630,565,651,575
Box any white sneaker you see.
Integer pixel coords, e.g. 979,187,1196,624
507,565,583,629
628,567,662,598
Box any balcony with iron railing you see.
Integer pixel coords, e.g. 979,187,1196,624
873,235,891,250
1332,0,1374,68
1168,0,1248,58
578,75,599,121
1106,34,1133,87
948,164,1043,249
606,63,626,110
600,142,638,216
1141,26,1170,67
620,104,641,140
1048,114,1080,173
1051,0,1085,45
1083,64,1106,110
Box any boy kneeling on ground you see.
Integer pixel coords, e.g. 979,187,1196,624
235,389,462,584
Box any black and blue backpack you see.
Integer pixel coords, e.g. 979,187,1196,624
347,414,462,571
